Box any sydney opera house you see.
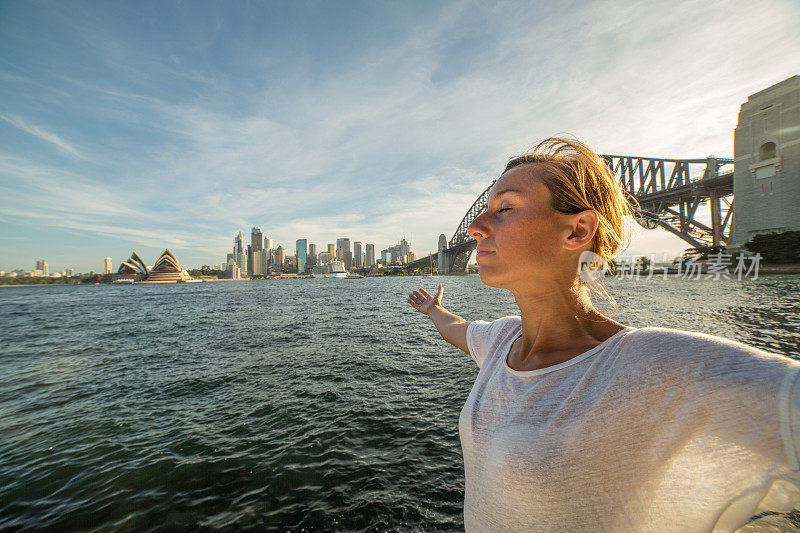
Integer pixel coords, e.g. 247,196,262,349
113,249,193,283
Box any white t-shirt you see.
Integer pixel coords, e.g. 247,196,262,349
461,317,800,532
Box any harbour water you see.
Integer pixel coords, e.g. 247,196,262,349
2,275,799,531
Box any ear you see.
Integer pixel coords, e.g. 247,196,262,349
563,210,599,251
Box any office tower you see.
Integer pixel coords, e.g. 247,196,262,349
318,251,332,264
275,246,285,270
104,257,112,274
365,244,375,267
264,237,273,251
235,232,246,275
343,251,353,270
251,227,263,252
36,259,49,276
245,245,252,277
336,238,350,261
258,250,268,276
327,244,335,258
353,242,362,267
381,249,391,264
308,244,317,267
225,262,241,280
296,239,307,274
249,249,265,276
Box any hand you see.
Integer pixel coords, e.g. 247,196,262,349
407,284,443,316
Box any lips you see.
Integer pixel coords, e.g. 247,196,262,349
475,249,495,259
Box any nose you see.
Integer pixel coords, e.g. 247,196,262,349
467,211,489,240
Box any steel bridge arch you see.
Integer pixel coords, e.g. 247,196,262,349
437,155,735,272
448,155,734,250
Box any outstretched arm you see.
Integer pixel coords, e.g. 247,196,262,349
407,284,470,354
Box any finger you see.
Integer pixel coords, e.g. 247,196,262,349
436,284,443,301
418,288,432,298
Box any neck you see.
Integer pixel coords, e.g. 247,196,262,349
509,279,624,370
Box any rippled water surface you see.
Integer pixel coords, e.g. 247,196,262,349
2,275,799,531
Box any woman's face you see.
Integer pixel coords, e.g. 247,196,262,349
467,164,571,290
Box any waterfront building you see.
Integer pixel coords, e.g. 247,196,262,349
36,260,48,276
336,238,350,261
251,227,263,252
733,75,800,246
306,244,317,268
141,249,192,283
353,242,363,268
381,249,392,264
318,251,333,264
225,261,241,279
308,244,317,267
103,257,112,275
235,232,246,276
114,252,149,282
250,249,267,276
296,239,307,274
246,245,253,277
365,244,375,267
343,250,353,270
384,238,413,264
274,246,285,270
327,244,335,258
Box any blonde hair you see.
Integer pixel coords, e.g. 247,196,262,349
504,136,637,313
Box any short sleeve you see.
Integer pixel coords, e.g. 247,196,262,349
466,320,493,368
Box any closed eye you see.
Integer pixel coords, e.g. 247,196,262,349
497,207,511,213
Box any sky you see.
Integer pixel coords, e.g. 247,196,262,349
1,0,799,273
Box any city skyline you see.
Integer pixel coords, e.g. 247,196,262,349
2,2,800,272
217,226,410,277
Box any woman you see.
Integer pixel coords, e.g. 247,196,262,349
407,137,800,532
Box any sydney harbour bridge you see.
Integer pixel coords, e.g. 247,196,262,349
407,155,734,274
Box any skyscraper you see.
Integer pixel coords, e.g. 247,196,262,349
274,246,285,270
327,244,335,259
235,232,246,275
264,236,273,250
36,259,48,276
103,257,112,274
246,245,253,276
308,244,317,267
365,244,375,267
336,238,350,261
235,232,244,255
251,227,263,252
353,241,363,267
296,239,307,274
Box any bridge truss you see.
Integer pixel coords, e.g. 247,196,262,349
409,155,735,274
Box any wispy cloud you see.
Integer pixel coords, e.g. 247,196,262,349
0,113,85,159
